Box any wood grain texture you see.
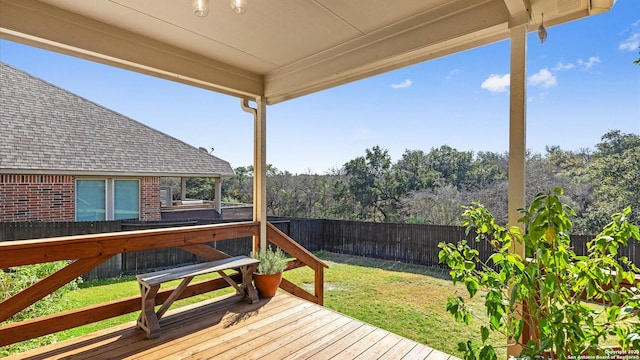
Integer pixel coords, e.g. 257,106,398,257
4,293,459,360
0,256,109,322
0,221,259,267
0,275,241,346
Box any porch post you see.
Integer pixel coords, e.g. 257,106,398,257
253,96,267,251
507,23,528,357
214,177,222,214
180,177,187,201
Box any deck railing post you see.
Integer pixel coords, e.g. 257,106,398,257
315,264,324,305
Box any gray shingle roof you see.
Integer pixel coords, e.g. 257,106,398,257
0,62,234,178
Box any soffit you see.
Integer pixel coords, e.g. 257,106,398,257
0,0,612,104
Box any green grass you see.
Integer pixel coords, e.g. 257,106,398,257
5,252,506,358
283,251,507,358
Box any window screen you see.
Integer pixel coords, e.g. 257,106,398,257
114,179,139,220
76,179,106,221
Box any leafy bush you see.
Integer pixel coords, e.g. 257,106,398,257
1,261,82,356
438,188,640,360
250,246,288,274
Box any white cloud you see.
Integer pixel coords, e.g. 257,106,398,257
552,61,575,71
619,33,640,51
481,74,510,93
578,56,601,70
446,69,461,80
528,68,557,88
390,79,413,89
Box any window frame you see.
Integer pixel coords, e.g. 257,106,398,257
75,177,140,221
75,178,107,222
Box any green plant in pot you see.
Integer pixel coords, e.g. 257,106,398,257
250,245,289,298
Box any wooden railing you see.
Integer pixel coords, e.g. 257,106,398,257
0,221,327,347
267,222,328,305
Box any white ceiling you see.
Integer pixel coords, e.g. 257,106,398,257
0,0,612,104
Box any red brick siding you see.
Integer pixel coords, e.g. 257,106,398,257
0,175,75,222
140,177,161,221
0,175,162,222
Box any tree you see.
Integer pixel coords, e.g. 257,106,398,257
221,166,253,203
465,180,509,225
296,173,335,218
186,177,217,200
393,149,440,194
425,145,473,188
544,145,591,179
265,166,293,217
264,167,336,218
399,185,470,225
439,188,640,359
594,130,640,156
583,131,640,232
191,129,637,231
466,151,508,189
341,146,399,221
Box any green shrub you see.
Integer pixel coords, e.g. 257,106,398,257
438,188,640,360
250,246,288,274
1,261,82,356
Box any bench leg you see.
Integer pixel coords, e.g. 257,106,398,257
242,264,259,304
137,283,161,339
155,276,194,319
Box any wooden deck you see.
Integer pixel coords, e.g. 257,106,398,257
6,292,459,360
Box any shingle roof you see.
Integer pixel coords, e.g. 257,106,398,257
0,62,234,178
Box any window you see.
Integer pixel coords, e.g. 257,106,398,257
76,179,106,221
75,179,139,221
114,180,139,220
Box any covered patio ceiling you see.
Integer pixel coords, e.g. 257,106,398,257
0,0,613,105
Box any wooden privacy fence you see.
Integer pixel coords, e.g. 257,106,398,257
3,219,636,279
0,220,123,241
321,220,481,268
319,221,638,268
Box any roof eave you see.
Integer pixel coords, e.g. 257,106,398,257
0,169,235,178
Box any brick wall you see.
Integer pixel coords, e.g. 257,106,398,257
0,175,75,222
140,176,161,221
0,175,162,222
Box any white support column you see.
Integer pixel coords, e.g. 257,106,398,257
180,177,187,201
507,23,528,358
508,24,527,258
242,97,268,251
254,97,267,251
214,177,222,214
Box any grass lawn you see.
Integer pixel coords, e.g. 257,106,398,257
4,252,506,358
283,251,506,358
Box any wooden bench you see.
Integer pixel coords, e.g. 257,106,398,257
136,255,260,339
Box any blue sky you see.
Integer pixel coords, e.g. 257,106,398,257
1,1,639,175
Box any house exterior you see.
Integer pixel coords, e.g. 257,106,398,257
0,62,235,222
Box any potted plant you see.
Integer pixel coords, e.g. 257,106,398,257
250,245,289,297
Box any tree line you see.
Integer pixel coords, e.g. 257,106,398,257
180,130,639,234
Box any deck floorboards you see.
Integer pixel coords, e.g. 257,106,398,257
6,292,459,360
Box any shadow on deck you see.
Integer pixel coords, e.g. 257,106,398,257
6,293,459,360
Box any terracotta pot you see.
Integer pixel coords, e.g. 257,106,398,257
253,272,283,298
